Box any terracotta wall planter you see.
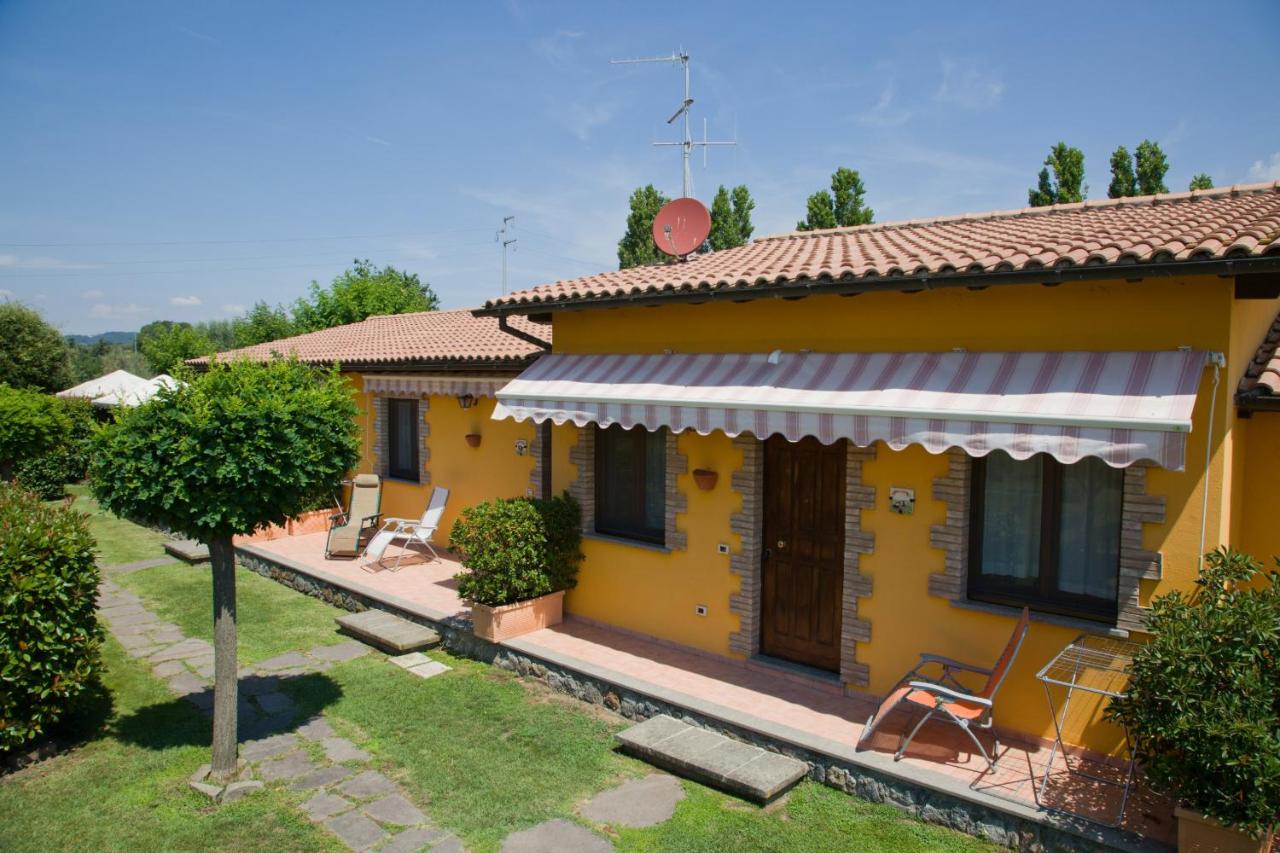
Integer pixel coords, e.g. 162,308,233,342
470,589,565,642
692,469,718,490
465,433,482,448
1176,807,1274,853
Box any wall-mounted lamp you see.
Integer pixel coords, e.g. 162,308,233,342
465,433,482,448
514,439,529,456
456,393,476,409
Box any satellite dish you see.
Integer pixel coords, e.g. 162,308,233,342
652,197,712,258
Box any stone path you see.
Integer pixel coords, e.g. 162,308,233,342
96,567,462,851
97,562,693,852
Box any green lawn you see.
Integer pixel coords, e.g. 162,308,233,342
0,641,340,853
65,484,170,565
4,497,992,852
116,561,350,665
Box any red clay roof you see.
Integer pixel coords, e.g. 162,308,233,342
189,309,548,368
483,182,1280,312
1240,309,1280,401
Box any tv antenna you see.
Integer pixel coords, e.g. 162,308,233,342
496,215,516,295
610,50,736,198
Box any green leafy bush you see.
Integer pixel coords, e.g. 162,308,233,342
0,483,103,752
450,494,582,607
0,384,71,480
15,399,97,499
1107,548,1280,836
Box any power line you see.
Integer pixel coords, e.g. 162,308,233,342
0,226,492,249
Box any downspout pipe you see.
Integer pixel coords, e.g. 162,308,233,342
497,315,551,351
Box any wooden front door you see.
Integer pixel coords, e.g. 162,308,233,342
760,435,846,672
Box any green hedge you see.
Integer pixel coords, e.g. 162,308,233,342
1107,548,1280,836
0,483,103,752
449,494,582,607
14,398,96,500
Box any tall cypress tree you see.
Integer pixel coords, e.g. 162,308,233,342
1135,140,1170,195
617,185,671,269
1108,146,1137,198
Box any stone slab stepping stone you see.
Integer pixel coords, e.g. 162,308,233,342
311,640,370,663
337,610,439,654
303,791,354,821
363,793,427,827
257,749,316,782
616,715,807,805
581,774,685,828
325,810,386,851
323,737,371,763
339,770,399,800
164,539,210,564
501,819,613,853
381,826,451,853
103,557,173,574
292,765,354,791
296,716,336,741
255,651,312,671
167,672,208,696
241,732,298,761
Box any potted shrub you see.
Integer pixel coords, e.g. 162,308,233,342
449,493,582,642
1108,548,1279,852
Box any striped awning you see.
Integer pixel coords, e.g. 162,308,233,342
492,350,1209,469
363,375,509,398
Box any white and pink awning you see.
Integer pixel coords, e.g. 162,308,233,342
493,350,1209,469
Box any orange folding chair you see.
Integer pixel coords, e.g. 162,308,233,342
856,607,1030,769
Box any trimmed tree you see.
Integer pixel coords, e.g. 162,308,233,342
89,358,360,781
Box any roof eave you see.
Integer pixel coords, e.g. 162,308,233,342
475,255,1280,318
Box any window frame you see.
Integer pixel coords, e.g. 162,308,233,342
967,453,1121,623
385,397,420,483
593,424,666,546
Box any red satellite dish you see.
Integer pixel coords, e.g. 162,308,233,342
652,197,712,258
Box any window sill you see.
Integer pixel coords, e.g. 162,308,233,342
950,598,1130,639
583,531,672,554
383,477,423,487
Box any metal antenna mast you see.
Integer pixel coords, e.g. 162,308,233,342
496,216,516,295
610,49,735,198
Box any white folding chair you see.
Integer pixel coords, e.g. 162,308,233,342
363,486,450,570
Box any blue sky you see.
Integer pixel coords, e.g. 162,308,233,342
2,1,1278,335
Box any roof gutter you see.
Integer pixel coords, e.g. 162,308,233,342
496,314,551,350
474,255,1280,318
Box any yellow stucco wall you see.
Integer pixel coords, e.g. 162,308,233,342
1239,414,1280,562
560,425,742,655
546,275,1272,750
352,378,536,544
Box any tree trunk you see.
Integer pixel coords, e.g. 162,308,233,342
208,534,239,782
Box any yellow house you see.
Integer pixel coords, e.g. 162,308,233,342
198,308,552,542
475,181,1280,758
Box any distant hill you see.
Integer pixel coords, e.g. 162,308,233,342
66,331,137,346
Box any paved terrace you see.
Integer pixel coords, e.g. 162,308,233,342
239,531,1175,851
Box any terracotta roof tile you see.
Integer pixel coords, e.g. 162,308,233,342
188,308,547,368
484,182,1280,311
1240,309,1280,400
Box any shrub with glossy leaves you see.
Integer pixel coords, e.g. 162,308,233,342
89,358,360,540
0,384,71,479
1107,547,1280,836
450,494,582,607
0,483,102,752
15,398,97,499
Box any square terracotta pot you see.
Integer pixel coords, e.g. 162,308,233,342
470,590,565,642
1176,807,1274,853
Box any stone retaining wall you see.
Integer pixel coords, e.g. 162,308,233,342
236,546,1154,853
